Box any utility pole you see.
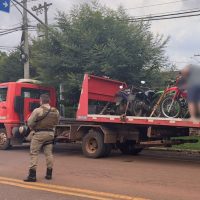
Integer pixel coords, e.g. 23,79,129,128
32,2,52,37
12,0,51,79
23,0,30,79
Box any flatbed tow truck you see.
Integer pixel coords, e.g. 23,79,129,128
0,74,198,158
55,74,198,158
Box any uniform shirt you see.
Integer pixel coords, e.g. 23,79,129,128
27,104,59,130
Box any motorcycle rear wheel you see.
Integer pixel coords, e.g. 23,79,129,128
131,98,147,117
161,96,181,118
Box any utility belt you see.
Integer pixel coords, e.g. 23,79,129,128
34,129,54,133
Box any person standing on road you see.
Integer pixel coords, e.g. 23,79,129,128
24,94,60,182
181,64,200,119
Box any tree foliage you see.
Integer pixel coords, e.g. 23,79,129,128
0,51,23,82
30,2,170,104
0,2,171,110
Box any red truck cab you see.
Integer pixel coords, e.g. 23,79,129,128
0,79,56,149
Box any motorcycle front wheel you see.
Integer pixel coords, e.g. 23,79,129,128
161,96,181,118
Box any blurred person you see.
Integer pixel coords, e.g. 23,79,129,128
181,64,200,119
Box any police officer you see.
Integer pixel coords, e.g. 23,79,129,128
24,94,59,182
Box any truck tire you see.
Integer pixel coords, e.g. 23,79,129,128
82,130,105,158
118,142,143,155
0,128,10,150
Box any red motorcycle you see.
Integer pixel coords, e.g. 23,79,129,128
160,76,189,118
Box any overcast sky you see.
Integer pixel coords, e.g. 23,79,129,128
0,0,200,68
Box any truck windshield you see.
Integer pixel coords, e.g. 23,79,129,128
0,88,8,102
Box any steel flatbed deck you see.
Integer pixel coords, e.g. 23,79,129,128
85,115,200,128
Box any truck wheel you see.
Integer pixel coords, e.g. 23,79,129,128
0,128,10,150
118,142,143,155
82,130,105,158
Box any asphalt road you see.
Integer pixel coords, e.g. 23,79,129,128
0,144,200,200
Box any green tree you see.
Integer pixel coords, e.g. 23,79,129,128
0,50,37,82
0,50,23,82
30,2,170,106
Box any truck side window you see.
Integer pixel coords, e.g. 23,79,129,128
0,88,8,102
22,88,50,99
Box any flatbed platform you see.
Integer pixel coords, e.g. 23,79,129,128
85,115,200,128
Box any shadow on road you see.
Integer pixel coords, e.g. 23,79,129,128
6,143,200,165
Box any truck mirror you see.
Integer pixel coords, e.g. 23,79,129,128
14,96,24,114
29,102,40,112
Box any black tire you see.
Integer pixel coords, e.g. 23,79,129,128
0,128,10,150
82,130,105,158
161,96,181,118
118,141,143,155
131,98,148,117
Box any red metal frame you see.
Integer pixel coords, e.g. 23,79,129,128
76,74,127,119
76,74,200,128
165,86,187,100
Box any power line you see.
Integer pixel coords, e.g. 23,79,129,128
10,0,39,7
129,8,200,20
124,0,189,11
0,25,36,33
133,7,200,18
134,13,200,21
0,30,21,36
11,1,22,15
127,8,200,22
0,26,22,32
0,27,37,36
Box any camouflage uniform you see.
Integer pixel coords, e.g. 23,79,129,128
27,104,59,170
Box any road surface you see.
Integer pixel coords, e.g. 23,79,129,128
0,144,199,200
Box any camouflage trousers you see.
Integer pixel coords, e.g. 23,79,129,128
29,131,54,170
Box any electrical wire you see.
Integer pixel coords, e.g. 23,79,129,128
129,13,200,22
0,26,22,32
10,0,39,7
133,7,200,18
0,26,37,36
124,0,189,11
126,7,200,22
128,8,200,20
11,1,23,15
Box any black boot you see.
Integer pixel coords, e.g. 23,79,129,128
24,169,36,182
45,168,52,180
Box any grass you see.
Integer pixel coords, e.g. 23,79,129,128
172,136,200,151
